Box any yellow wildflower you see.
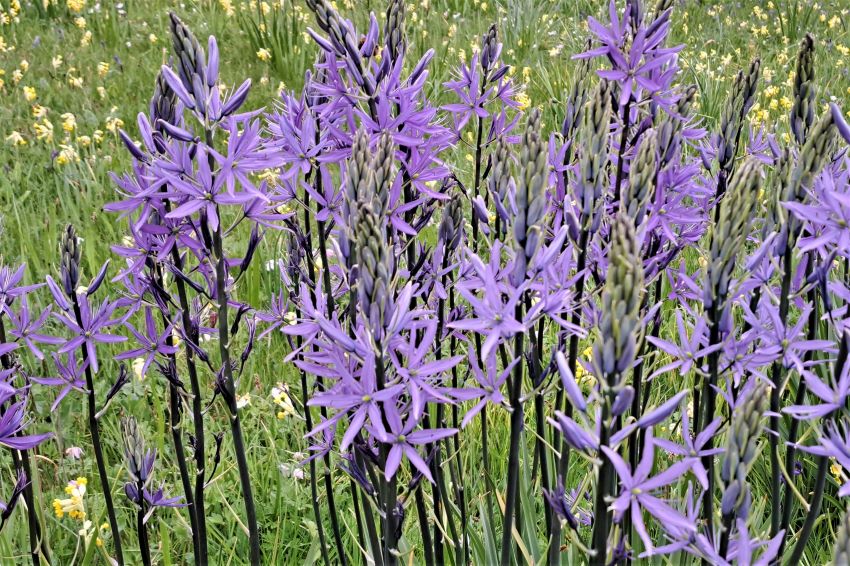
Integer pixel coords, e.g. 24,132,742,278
67,0,86,13
74,16,86,29
51,55,63,69
52,477,88,520
61,113,76,133
32,104,47,119
515,91,530,112
272,383,296,420
257,48,272,62
5,131,26,146
23,85,36,101
56,145,79,166
11,69,22,84
81,31,92,47
19,60,28,72
97,62,109,77
105,116,123,133
148,33,158,44
34,120,54,143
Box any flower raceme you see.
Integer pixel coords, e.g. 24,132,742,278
6,0,850,565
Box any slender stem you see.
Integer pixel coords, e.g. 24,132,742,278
471,112,485,252
137,478,152,566
699,301,721,533
591,399,613,563
355,450,383,566
307,177,348,565
413,476,434,565
168,245,208,565
148,251,199,563
499,302,525,566
787,455,828,564
293,324,330,566
778,269,817,555
611,100,633,212
211,214,260,564
70,296,124,565
0,321,49,566
769,246,794,538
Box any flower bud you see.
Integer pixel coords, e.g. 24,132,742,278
59,225,81,298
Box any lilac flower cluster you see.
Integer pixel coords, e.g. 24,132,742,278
249,0,850,563
6,0,850,564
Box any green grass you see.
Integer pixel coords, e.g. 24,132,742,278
1,0,850,563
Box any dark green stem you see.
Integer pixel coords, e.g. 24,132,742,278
499,303,525,566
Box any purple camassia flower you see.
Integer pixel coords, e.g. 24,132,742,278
0,264,42,312
115,307,179,379
163,146,254,233
0,471,28,532
366,401,456,483
451,349,518,427
602,430,694,553
125,483,186,524
744,302,833,374
784,331,850,420
30,353,88,411
448,244,528,360
797,420,850,496
645,483,719,560
442,53,494,131
724,520,783,566
0,401,52,450
52,292,125,375
307,353,403,452
654,412,723,490
784,157,850,258
646,311,720,379
576,0,681,108
6,297,63,360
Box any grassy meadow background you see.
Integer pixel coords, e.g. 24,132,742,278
1,0,850,563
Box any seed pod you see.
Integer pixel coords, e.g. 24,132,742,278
791,34,815,146
578,79,613,232
511,108,548,285
385,0,405,62
720,381,769,520
60,225,81,298
705,158,761,308
592,215,643,384
622,129,657,226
